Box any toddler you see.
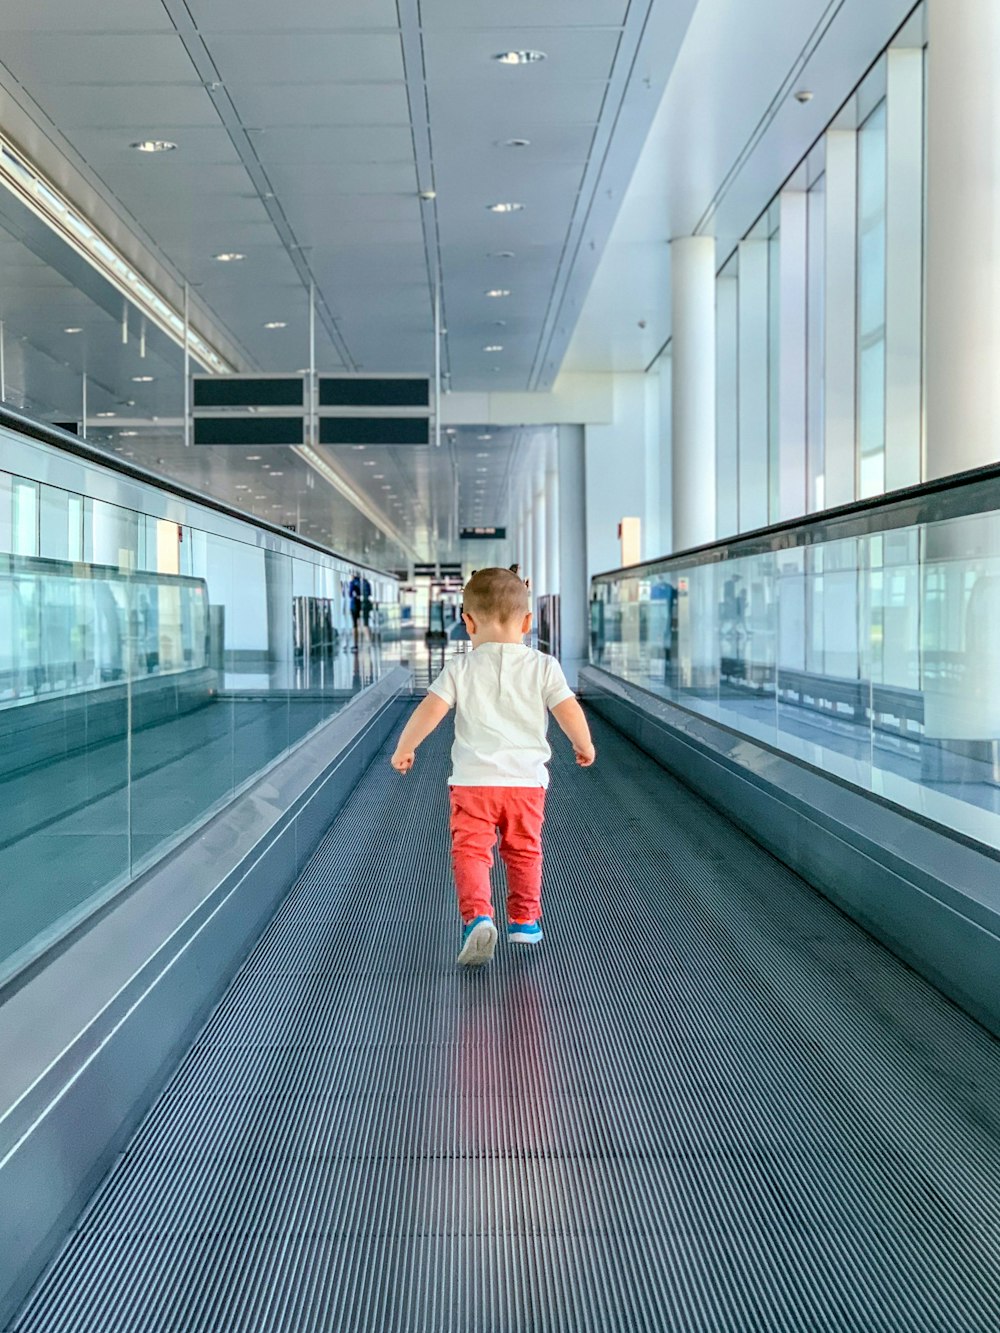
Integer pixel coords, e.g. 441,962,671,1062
391,567,596,966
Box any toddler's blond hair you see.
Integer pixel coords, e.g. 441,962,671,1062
463,567,529,625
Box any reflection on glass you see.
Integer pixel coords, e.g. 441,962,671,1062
0,448,399,984
592,494,1000,856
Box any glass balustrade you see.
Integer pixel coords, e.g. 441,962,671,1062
591,474,1000,855
0,428,400,984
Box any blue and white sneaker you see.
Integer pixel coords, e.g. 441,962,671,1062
457,915,497,967
508,920,543,946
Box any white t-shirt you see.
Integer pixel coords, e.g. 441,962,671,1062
429,643,574,788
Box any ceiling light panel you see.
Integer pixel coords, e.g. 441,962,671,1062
1,32,195,87
221,79,411,129
188,1,401,34
419,0,628,26
202,30,405,86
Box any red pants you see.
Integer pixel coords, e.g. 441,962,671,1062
449,786,546,924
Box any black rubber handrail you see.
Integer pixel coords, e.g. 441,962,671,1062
593,456,1000,581
0,402,397,581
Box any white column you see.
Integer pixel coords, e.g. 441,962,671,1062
523,476,535,588
658,356,673,552
532,474,547,600
643,371,661,556
557,424,587,684
670,236,717,551
925,0,1000,478
737,239,769,530
716,272,738,538
778,191,807,520
544,432,560,599
884,47,924,491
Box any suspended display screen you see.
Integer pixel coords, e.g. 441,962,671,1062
319,417,430,446
460,527,506,540
192,376,305,409
319,377,429,409
194,416,305,446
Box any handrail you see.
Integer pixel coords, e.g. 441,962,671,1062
592,456,1000,582
0,402,397,581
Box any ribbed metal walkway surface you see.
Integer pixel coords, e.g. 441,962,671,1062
11,714,1000,1332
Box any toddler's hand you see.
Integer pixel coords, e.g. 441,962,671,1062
391,750,415,773
575,743,596,768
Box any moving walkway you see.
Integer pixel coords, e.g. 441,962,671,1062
7,714,1000,1331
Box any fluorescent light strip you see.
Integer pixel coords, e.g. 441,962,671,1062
0,137,232,374
295,444,417,560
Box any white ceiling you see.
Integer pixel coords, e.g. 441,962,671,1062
0,0,697,388
0,0,921,568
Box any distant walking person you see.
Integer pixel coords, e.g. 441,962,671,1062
391,567,595,966
349,570,373,646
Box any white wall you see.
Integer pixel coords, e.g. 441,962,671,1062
584,373,662,579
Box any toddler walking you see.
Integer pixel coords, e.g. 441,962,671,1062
391,567,596,966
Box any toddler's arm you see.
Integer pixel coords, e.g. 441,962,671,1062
391,694,451,772
551,697,596,767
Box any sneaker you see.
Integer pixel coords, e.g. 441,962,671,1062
508,920,543,946
457,915,497,967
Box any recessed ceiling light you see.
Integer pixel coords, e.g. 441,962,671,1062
352,445,366,451
483,344,503,352
502,138,531,148
63,326,83,334
235,484,250,491
131,375,154,383
476,452,489,458
246,454,261,460
419,189,437,200
121,430,138,437
255,494,266,499
485,289,510,298
381,485,391,490
97,411,116,418
131,140,177,153
364,460,376,466
487,202,524,214
214,252,245,262
263,320,287,329
477,468,487,474
373,473,385,479
477,433,493,440
269,470,284,476
494,50,547,65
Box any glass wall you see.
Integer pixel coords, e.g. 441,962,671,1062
0,429,399,986
806,173,826,511
591,470,1000,856
857,100,888,499
716,10,927,536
